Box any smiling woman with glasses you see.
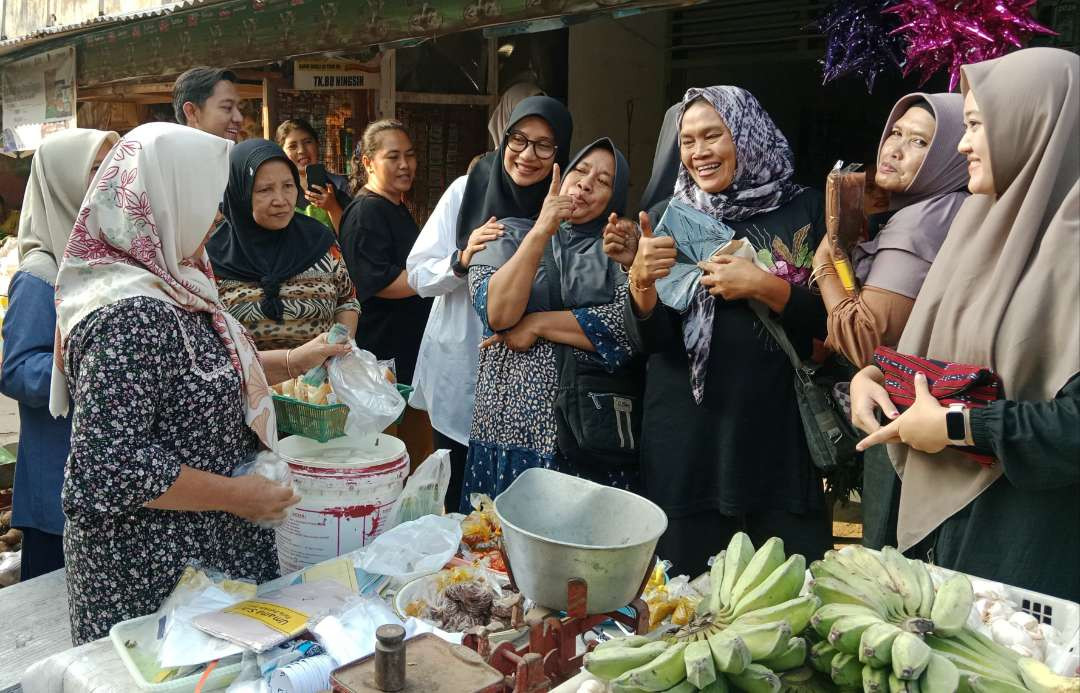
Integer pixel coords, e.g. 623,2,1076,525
405,96,573,512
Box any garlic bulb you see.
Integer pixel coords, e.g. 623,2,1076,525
576,680,606,693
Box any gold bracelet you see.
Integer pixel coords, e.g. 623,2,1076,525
285,349,296,379
629,275,654,294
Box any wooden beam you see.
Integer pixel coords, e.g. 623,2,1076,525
487,37,499,116
262,76,281,140
379,49,396,120
397,92,495,107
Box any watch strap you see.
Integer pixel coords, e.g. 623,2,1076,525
946,403,967,444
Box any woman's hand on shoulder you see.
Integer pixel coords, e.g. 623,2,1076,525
462,217,504,268
533,164,573,237
603,212,640,268
227,474,299,525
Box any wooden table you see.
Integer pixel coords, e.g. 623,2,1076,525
0,568,72,693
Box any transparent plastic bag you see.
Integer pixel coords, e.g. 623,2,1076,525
355,514,462,581
155,564,258,669
385,449,452,529
230,450,297,529
328,347,405,436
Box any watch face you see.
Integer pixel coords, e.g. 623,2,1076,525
946,410,966,442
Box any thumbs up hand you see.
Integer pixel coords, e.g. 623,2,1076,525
628,211,676,291
534,163,573,238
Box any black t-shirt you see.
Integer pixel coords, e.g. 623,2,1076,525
338,189,432,384
629,189,828,520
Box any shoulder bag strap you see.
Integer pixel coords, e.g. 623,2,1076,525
748,299,804,371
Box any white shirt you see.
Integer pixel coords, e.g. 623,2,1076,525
406,176,484,445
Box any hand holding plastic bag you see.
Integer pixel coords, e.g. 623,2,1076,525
356,514,462,582
328,346,405,436
231,450,297,529
385,449,452,529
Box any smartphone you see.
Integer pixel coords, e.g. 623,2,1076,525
306,163,329,192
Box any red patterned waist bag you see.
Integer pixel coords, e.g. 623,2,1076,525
872,346,1005,466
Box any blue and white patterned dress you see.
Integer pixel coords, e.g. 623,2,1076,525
461,265,637,510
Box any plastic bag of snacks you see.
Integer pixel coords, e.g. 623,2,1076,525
328,347,405,436
642,560,700,631
385,449,452,529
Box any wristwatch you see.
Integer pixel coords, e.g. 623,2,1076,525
945,403,969,445
450,249,468,277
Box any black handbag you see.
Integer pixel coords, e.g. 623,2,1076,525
750,302,861,496
540,238,643,468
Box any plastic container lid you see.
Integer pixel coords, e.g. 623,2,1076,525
278,433,406,470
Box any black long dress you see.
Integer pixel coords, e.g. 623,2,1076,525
339,189,432,384
629,190,832,574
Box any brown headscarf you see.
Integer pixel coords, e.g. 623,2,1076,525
890,47,1080,552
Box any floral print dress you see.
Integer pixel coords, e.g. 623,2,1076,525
460,265,637,511
62,296,279,644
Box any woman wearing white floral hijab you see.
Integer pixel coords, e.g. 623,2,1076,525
51,122,345,643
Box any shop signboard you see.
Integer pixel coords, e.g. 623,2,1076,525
293,59,380,90
1,46,77,153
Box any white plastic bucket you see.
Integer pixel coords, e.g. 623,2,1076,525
276,433,409,573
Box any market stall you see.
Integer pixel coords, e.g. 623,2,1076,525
12,451,1079,692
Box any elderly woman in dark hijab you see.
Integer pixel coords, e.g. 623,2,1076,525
813,93,969,551
209,139,359,352
615,86,831,574
462,139,636,508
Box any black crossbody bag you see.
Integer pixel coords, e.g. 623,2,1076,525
539,238,643,469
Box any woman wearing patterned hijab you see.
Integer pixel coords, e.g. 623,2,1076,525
617,86,830,574
51,123,346,643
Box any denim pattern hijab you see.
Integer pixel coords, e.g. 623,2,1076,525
671,86,804,403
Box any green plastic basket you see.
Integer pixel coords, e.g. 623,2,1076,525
273,384,415,442
273,395,348,443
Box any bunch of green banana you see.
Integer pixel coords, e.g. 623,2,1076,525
583,533,819,692
807,546,1080,693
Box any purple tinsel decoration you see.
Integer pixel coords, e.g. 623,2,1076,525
885,0,1057,91
818,0,905,91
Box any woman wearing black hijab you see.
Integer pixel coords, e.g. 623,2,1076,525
209,139,359,351
455,95,573,250
461,139,637,508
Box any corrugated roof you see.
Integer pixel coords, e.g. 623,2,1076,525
0,0,231,59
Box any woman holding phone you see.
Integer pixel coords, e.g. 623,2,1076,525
277,119,351,232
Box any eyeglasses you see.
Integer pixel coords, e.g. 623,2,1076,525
505,131,557,160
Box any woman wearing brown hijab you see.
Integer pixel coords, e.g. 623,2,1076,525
815,92,970,551
851,47,1080,601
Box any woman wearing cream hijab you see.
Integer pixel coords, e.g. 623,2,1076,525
852,48,1079,601
51,122,346,643
0,128,117,580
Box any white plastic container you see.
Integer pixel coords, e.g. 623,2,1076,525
109,613,243,691
276,433,409,573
